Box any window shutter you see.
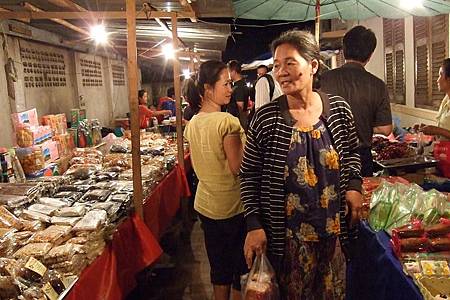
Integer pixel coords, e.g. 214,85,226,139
414,17,430,109
384,18,405,104
393,19,405,104
414,15,448,110
383,19,394,101
431,15,448,109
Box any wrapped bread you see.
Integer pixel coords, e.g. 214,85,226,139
30,225,72,244
0,206,23,229
13,243,52,260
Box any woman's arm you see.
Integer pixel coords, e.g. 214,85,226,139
223,134,243,176
421,125,450,140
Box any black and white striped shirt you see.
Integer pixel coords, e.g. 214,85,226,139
240,92,362,260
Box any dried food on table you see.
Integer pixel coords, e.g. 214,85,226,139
72,209,107,232
0,205,24,229
53,191,83,202
27,204,57,216
21,286,46,300
430,237,450,252
13,243,52,259
0,258,19,277
73,148,103,160
38,197,70,208
82,189,111,202
21,219,45,232
0,195,30,208
21,210,51,223
65,164,101,180
30,225,72,244
42,269,65,294
58,184,91,193
94,181,117,190
66,236,88,245
110,193,131,203
70,156,102,165
50,216,81,226
91,202,113,211
51,253,87,275
0,275,20,299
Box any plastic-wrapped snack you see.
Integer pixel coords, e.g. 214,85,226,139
54,205,86,217
0,275,20,299
31,225,72,244
12,231,33,246
28,204,58,216
425,219,450,237
70,156,102,165
0,258,19,277
73,148,103,159
91,202,113,211
400,237,429,253
394,221,425,238
83,189,111,202
0,195,30,208
65,164,101,180
58,185,91,193
430,237,450,252
66,236,88,245
73,179,95,186
51,254,87,275
0,205,24,229
38,197,70,208
53,191,83,202
21,210,51,223
110,193,131,203
51,216,81,226
108,202,123,220
13,243,52,260
16,257,48,283
94,181,117,190
72,209,107,232
45,244,84,265
21,285,46,300
21,219,45,232
42,269,65,294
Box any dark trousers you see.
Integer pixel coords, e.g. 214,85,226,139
359,147,374,177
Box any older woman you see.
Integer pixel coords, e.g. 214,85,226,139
240,30,363,299
418,58,450,140
184,60,247,300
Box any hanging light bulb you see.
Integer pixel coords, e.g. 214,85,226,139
183,69,190,79
162,43,175,60
90,24,108,45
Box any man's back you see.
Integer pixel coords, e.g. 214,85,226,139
320,63,392,149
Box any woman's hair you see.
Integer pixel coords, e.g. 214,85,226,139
442,58,450,78
271,30,322,89
138,89,146,99
183,60,227,113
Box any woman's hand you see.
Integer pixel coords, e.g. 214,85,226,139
244,229,267,269
345,190,363,228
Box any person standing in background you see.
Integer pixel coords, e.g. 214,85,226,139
184,60,247,300
138,89,171,129
320,26,393,177
227,60,251,131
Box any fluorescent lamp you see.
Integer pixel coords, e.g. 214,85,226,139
90,24,108,45
400,0,423,9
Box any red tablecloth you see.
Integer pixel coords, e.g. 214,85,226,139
65,214,163,300
143,164,191,239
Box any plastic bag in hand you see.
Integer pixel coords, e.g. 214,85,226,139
242,254,279,300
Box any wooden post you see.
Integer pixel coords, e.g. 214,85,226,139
315,0,320,44
126,0,143,219
171,13,185,170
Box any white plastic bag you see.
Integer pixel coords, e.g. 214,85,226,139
242,254,279,300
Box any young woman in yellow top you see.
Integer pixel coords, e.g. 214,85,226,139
184,60,247,300
419,58,450,140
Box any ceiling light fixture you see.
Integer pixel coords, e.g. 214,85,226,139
400,0,423,9
90,24,108,45
162,43,175,60
183,69,190,79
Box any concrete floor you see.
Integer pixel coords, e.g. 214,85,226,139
128,221,214,300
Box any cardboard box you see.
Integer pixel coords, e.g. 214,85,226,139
11,108,39,129
42,114,68,135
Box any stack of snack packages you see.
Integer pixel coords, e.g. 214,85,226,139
42,114,73,158
68,109,102,148
12,109,59,176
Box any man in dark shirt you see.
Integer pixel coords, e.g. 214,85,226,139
227,60,250,130
321,26,393,176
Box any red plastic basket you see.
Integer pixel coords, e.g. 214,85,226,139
433,141,450,178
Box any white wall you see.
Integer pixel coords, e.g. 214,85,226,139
348,17,441,128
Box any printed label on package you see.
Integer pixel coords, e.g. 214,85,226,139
42,282,59,300
25,257,47,277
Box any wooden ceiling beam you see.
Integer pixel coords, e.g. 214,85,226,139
0,6,29,23
22,2,89,36
46,0,87,12
0,10,195,20
179,0,196,22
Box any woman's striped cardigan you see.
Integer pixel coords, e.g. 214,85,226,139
240,92,362,264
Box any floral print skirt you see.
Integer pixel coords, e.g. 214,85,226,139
279,237,338,300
